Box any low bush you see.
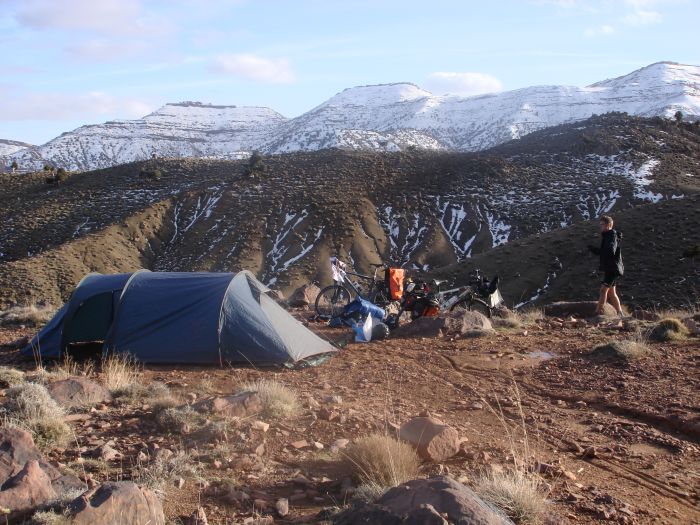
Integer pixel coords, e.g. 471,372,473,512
590,338,651,361
238,379,300,419
475,469,548,525
2,382,71,449
343,434,420,496
0,304,55,327
0,366,26,388
649,318,690,342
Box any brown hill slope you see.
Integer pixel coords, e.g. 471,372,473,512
432,194,700,309
0,114,699,307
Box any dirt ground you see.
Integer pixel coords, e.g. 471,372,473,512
1,313,698,525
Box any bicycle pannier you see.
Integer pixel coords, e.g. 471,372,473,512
385,268,405,300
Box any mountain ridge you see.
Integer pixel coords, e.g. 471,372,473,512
3,61,700,172
1,113,698,309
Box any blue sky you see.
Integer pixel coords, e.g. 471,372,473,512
1,0,698,144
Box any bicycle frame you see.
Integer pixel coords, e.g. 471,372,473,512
330,258,383,300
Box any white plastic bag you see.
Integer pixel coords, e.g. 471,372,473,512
352,315,374,343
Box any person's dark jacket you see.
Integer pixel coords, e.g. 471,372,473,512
589,230,624,275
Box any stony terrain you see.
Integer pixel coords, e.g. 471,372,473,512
3,62,699,172
1,113,699,309
0,305,698,524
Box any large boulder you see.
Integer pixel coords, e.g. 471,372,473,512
46,377,111,408
399,417,460,462
394,310,493,339
68,481,165,525
192,391,263,418
288,283,321,308
544,301,616,318
0,427,43,484
0,426,81,499
0,460,57,522
334,476,512,525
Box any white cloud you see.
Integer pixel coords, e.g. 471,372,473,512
210,54,295,84
0,90,153,121
622,0,663,26
584,24,616,37
14,0,142,34
424,72,502,97
622,9,662,25
64,39,146,60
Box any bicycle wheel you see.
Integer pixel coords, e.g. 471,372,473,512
315,285,353,319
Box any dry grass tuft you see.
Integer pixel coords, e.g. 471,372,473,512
649,318,689,342
54,354,95,379
0,366,26,388
239,379,300,419
518,308,544,325
101,354,142,392
0,304,55,327
25,511,73,525
2,382,71,449
591,338,651,361
344,434,420,494
114,381,178,411
133,450,199,497
156,405,207,433
493,311,523,330
475,469,548,525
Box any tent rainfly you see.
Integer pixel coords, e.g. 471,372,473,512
22,271,335,366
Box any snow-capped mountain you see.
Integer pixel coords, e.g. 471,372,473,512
3,62,699,171
0,139,33,157
6,102,286,171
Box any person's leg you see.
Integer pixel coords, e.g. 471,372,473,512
608,285,623,315
596,285,609,315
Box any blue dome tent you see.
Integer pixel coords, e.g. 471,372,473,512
23,271,335,366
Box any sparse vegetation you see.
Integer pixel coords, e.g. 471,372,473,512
140,168,162,180
244,150,265,177
518,307,544,325
25,510,73,525
2,382,71,449
0,304,55,327
0,366,26,388
649,318,689,342
343,434,420,495
101,353,142,392
156,405,206,433
493,310,523,330
134,450,199,497
475,469,548,525
113,381,177,411
591,335,651,361
238,379,300,419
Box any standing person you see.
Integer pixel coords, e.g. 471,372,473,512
588,215,625,317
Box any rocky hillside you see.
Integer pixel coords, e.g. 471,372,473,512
0,139,33,159
3,62,699,172
0,114,699,308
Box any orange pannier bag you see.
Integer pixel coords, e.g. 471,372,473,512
385,268,405,300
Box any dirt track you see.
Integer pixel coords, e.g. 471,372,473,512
1,315,698,524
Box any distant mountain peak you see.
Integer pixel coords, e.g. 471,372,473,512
3,61,699,171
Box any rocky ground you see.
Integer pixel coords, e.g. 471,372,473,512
0,305,698,525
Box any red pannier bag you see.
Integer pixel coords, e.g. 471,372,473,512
385,268,405,300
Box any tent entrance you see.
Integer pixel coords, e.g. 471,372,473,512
62,292,118,357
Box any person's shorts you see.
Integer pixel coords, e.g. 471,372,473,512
601,271,620,287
